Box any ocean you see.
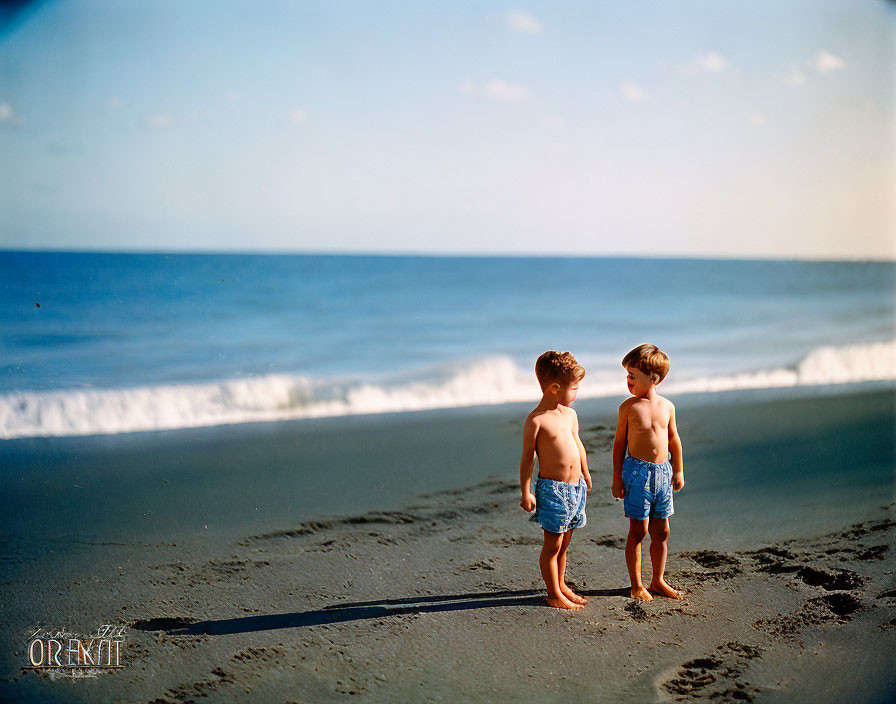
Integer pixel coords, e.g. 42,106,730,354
1,251,894,439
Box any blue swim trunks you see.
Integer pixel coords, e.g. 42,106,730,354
623,455,674,520
532,476,587,534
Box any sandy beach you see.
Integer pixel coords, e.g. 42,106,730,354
1,386,894,702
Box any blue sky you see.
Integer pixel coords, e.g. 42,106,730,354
1,0,893,259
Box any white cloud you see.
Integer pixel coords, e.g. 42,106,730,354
105,96,125,110
779,68,806,87
619,83,648,103
748,111,768,126
778,51,843,87
225,90,243,103
544,115,566,129
676,52,729,75
461,80,530,102
813,50,845,73
505,10,542,35
0,102,15,123
485,80,530,101
287,107,307,124
143,112,174,130
695,52,728,73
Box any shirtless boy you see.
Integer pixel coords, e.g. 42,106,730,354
520,351,593,610
612,344,685,601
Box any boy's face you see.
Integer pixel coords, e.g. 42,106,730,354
625,365,655,397
555,381,580,406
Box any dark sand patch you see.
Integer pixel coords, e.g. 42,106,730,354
662,648,762,703
588,534,627,549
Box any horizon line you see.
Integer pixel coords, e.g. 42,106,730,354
0,246,894,264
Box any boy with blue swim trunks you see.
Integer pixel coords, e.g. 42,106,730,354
612,344,685,601
520,351,592,610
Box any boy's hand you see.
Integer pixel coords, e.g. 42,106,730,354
612,481,624,499
672,473,685,491
585,475,592,493
520,491,536,512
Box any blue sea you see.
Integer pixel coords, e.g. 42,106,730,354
1,251,894,438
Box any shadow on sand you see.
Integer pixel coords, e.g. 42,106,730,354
131,586,630,636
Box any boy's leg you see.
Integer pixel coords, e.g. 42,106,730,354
647,517,683,599
557,530,587,605
540,529,584,610
625,518,651,600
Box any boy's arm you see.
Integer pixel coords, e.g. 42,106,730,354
668,403,685,491
611,403,628,499
519,414,538,511
572,411,592,493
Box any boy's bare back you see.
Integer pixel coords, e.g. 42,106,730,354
524,404,583,483
620,394,675,463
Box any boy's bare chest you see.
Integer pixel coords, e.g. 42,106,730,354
537,417,575,444
629,404,669,432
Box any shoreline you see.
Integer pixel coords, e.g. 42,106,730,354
2,372,893,441
1,377,891,446
1,384,894,702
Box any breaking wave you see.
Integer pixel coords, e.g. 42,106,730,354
1,340,893,439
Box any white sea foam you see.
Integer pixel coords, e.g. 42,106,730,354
1,341,893,439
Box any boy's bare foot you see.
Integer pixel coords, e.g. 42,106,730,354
560,584,588,605
648,578,684,600
630,586,653,601
546,595,585,610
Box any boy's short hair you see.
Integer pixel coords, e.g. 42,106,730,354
535,351,585,388
622,344,670,382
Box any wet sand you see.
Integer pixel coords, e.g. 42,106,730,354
1,387,894,702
